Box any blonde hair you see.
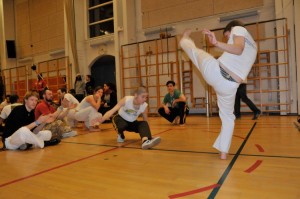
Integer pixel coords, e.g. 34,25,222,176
134,87,147,95
24,91,39,100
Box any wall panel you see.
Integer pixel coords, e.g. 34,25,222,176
142,0,263,29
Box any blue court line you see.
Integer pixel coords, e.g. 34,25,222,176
207,122,257,199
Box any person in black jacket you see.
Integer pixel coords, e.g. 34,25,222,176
85,75,95,95
98,83,117,122
3,91,53,150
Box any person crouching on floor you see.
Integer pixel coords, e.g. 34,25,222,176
97,86,161,149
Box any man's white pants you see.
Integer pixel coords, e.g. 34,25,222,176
66,109,77,127
5,127,52,150
74,106,102,128
180,37,239,153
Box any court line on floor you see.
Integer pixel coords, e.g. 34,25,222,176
60,141,300,159
0,129,173,188
244,160,263,173
207,122,257,199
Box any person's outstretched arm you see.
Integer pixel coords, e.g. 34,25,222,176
100,97,126,123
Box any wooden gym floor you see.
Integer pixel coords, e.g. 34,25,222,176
0,114,300,199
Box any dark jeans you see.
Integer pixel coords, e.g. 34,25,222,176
158,102,187,124
234,83,260,116
75,94,84,102
99,106,112,115
112,114,152,139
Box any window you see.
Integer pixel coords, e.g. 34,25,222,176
88,0,114,38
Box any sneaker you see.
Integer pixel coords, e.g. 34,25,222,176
117,134,124,143
19,143,33,150
252,111,261,120
44,139,61,147
141,137,161,149
62,131,77,138
235,115,241,119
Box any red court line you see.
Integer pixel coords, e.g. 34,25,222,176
255,144,265,152
233,135,245,139
0,147,117,188
168,184,220,199
0,128,172,188
244,160,263,173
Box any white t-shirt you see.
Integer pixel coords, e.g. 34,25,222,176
64,93,79,105
118,96,148,122
0,100,9,109
76,96,90,111
0,103,22,119
218,26,257,81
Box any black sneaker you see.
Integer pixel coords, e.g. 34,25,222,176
252,111,261,120
44,139,61,147
235,115,241,119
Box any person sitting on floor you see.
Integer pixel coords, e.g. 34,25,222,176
158,80,188,126
35,88,77,139
2,91,54,150
0,94,22,125
98,87,161,150
57,87,79,128
0,95,11,112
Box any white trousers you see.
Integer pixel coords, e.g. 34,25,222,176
74,106,102,128
66,109,77,128
5,127,52,150
180,37,239,153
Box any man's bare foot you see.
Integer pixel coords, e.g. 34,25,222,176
220,152,227,160
182,29,193,38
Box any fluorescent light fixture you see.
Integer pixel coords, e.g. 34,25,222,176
49,49,65,56
144,26,175,36
219,10,259,22
89,35,114,46
18,57,33,63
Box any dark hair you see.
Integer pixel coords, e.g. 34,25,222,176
69,89,76,95
166,80,175,86
75,75,82,81
9,94,19,104
59,87,67,93
94,86,103,93
223,20,245,34
42,87,50,95
105,82,116,92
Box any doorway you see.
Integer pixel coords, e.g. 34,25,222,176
90,55,116,88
